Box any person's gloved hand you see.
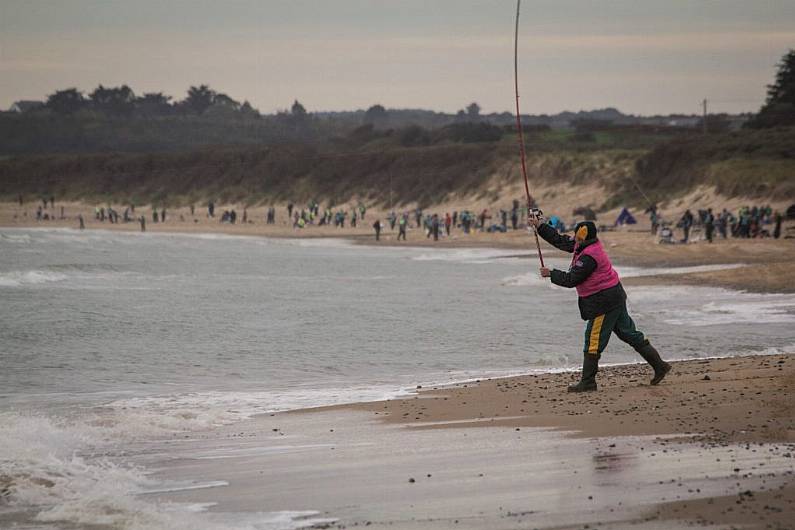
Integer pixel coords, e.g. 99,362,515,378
539,267,551,278
528,208,544,228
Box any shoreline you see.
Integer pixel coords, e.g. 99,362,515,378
4,204,795,528
309,353,795,444
126,352,795,530
3,203,794,293
314,352,795,528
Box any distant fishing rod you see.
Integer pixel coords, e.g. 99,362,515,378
626,174,655,210
514,0,545,268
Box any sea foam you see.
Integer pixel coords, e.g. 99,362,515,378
0,270,68,287
0,412,335,530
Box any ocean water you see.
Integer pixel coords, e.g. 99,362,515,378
1,228,794,529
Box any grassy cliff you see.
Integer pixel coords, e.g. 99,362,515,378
1,127,793,209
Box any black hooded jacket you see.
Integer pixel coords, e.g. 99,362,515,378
537,222,627,320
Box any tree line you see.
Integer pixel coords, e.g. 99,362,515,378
2,49,790,156
37,84,260,118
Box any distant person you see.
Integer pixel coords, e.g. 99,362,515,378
644,203,659,234
208,201,215,217
738,209,750,238
462,211,472,234
161,208,166,223
415,209,423,228
190,204,195,216
717,209,729,239
479,209,489,231
230,210,237,224
351,211,357,228
139,216,146,232
431,214,440,241
287,203,294,218
531,211,671,392
78,214,85,230
36,206,42,221
704,208,715,243
445,212,452,236
680,209,693,243
152,208,158,223
373,219,382,241
774,211,783,239
242,207,248,224
397,214,407,241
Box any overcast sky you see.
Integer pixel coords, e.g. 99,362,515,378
1,0,793,115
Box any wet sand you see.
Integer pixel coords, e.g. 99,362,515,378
338,354,795,444
136,355,794,529
329,353,795,528
2,201,794,293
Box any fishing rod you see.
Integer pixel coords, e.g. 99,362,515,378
514,0,545,268
626,174,655,210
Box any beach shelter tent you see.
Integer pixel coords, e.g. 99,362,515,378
614,207,637,226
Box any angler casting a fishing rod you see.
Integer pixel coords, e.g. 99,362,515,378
513,0,669,392
529,211,672,392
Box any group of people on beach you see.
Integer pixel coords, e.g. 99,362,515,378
649,204,786,243
25,195,61,222
17,192,790,245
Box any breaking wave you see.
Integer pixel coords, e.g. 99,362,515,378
412,248,533,264
0,412,335,530
0,270,68,287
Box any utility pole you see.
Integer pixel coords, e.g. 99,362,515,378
702,98,708,135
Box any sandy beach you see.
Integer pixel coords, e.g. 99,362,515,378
126,354,794,530
2,203,794,529
0,210,795,530
339,353,795,444
2,200,794,293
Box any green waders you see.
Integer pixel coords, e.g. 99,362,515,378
569,304,671,392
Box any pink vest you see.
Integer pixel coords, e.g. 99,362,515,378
574,241,620,298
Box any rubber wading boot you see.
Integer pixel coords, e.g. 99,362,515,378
568,354,599,392
635,342,671,385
